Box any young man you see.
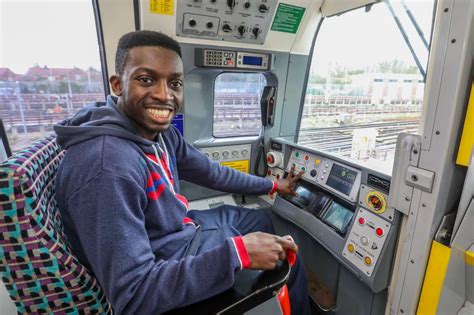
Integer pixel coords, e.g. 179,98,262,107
55,30,311,314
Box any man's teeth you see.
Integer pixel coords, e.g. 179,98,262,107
147,108,170,118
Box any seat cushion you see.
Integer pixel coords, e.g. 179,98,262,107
0,135,112,314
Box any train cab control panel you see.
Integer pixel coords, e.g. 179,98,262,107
266,138,399,292
199,144,251,173
176,0,278,44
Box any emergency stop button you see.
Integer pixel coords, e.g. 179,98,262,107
375,228,384,237
358,217,366,225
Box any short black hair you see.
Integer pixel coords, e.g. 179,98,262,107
115,30,182,75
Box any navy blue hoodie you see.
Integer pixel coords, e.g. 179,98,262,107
54,96,275,314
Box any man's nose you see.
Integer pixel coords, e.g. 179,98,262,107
151,80,173,102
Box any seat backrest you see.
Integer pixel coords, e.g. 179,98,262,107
0,135,112,314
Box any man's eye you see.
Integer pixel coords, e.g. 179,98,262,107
170,80,183,89
137,77,154,84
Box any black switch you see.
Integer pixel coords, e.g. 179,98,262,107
259,4,268,13
238,25,246,36
244,2,251,9
227,0,236,9
252,27,260,38
222,24,232,32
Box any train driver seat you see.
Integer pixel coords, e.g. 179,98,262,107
0,135,290,314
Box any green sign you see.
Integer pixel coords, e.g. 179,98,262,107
271,3,306,34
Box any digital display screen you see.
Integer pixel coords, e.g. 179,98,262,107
242,55,263,66
286,185,314,209
326,164,357,196
322,202,354,233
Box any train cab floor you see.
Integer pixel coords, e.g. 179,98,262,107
307,270,337,314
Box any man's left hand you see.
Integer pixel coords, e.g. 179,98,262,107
276,166,303,197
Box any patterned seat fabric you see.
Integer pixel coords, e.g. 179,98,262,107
0,135,112,314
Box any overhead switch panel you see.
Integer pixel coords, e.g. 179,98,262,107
176,0,278,44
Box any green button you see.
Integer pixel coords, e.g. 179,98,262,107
295,152,299,157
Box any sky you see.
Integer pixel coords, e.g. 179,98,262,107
0,0,435,75
311,1,435,76
0,0,101,73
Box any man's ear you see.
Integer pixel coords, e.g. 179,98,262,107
109,75,122,96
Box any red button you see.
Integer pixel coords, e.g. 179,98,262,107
267,170,272,176
375,228,384,237
276,174,280,179
267,155,274,164
304,155,309,161
358,217,365,225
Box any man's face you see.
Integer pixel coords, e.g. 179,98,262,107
110,46,184,141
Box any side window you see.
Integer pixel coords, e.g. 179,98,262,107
298,1,435,174
213,72,266,137
0,1,105,154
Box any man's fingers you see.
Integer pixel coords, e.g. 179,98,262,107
276,235,298,253
292,170,304,181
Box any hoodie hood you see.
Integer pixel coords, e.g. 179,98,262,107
54,95,155,149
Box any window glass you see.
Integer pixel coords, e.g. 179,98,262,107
213,72,266,137
298,1,435,174
0,0,105,154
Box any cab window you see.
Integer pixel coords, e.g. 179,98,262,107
298,1,435,174
213,72,266,137
0,0,105,154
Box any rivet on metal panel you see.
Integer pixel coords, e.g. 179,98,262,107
444,8,449,12
451,39,456,43
410,259,415,263
400,309,405,313
411,175,418,181
422,203,426,207
435,131,440,135
413,149,418,154
405,196,411,201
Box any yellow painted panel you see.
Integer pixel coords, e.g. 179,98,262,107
456,83,474,166
149,0,174,15
221,160,249,174
417,241,451,315
466,249,474,266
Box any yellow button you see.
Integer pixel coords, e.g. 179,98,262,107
348,244,355,253
364,256,372,266
315,159,321,165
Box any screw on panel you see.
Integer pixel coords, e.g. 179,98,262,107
405,196,411,201
410,259,415,263
400,309,405,313
451,39,456,43
444,8,449,12
411,175,418,182
422,203,426,207
435,131,440,135
413,149,418,154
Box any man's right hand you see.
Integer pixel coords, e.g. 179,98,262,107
241,232,298,270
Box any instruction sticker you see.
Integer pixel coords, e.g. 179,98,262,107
150,0,174,15
271,3,305,34
221,160,249,174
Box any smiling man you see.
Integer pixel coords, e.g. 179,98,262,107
54,30,311,315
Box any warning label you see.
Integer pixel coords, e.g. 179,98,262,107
221,160,249,174
271,3,305,34
150,0,174,15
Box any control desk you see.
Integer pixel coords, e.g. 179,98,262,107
266,139,399,292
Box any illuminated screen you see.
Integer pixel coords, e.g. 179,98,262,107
286,185,314,209
326,164,357,196
322,202,354,233
242,55,263,66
